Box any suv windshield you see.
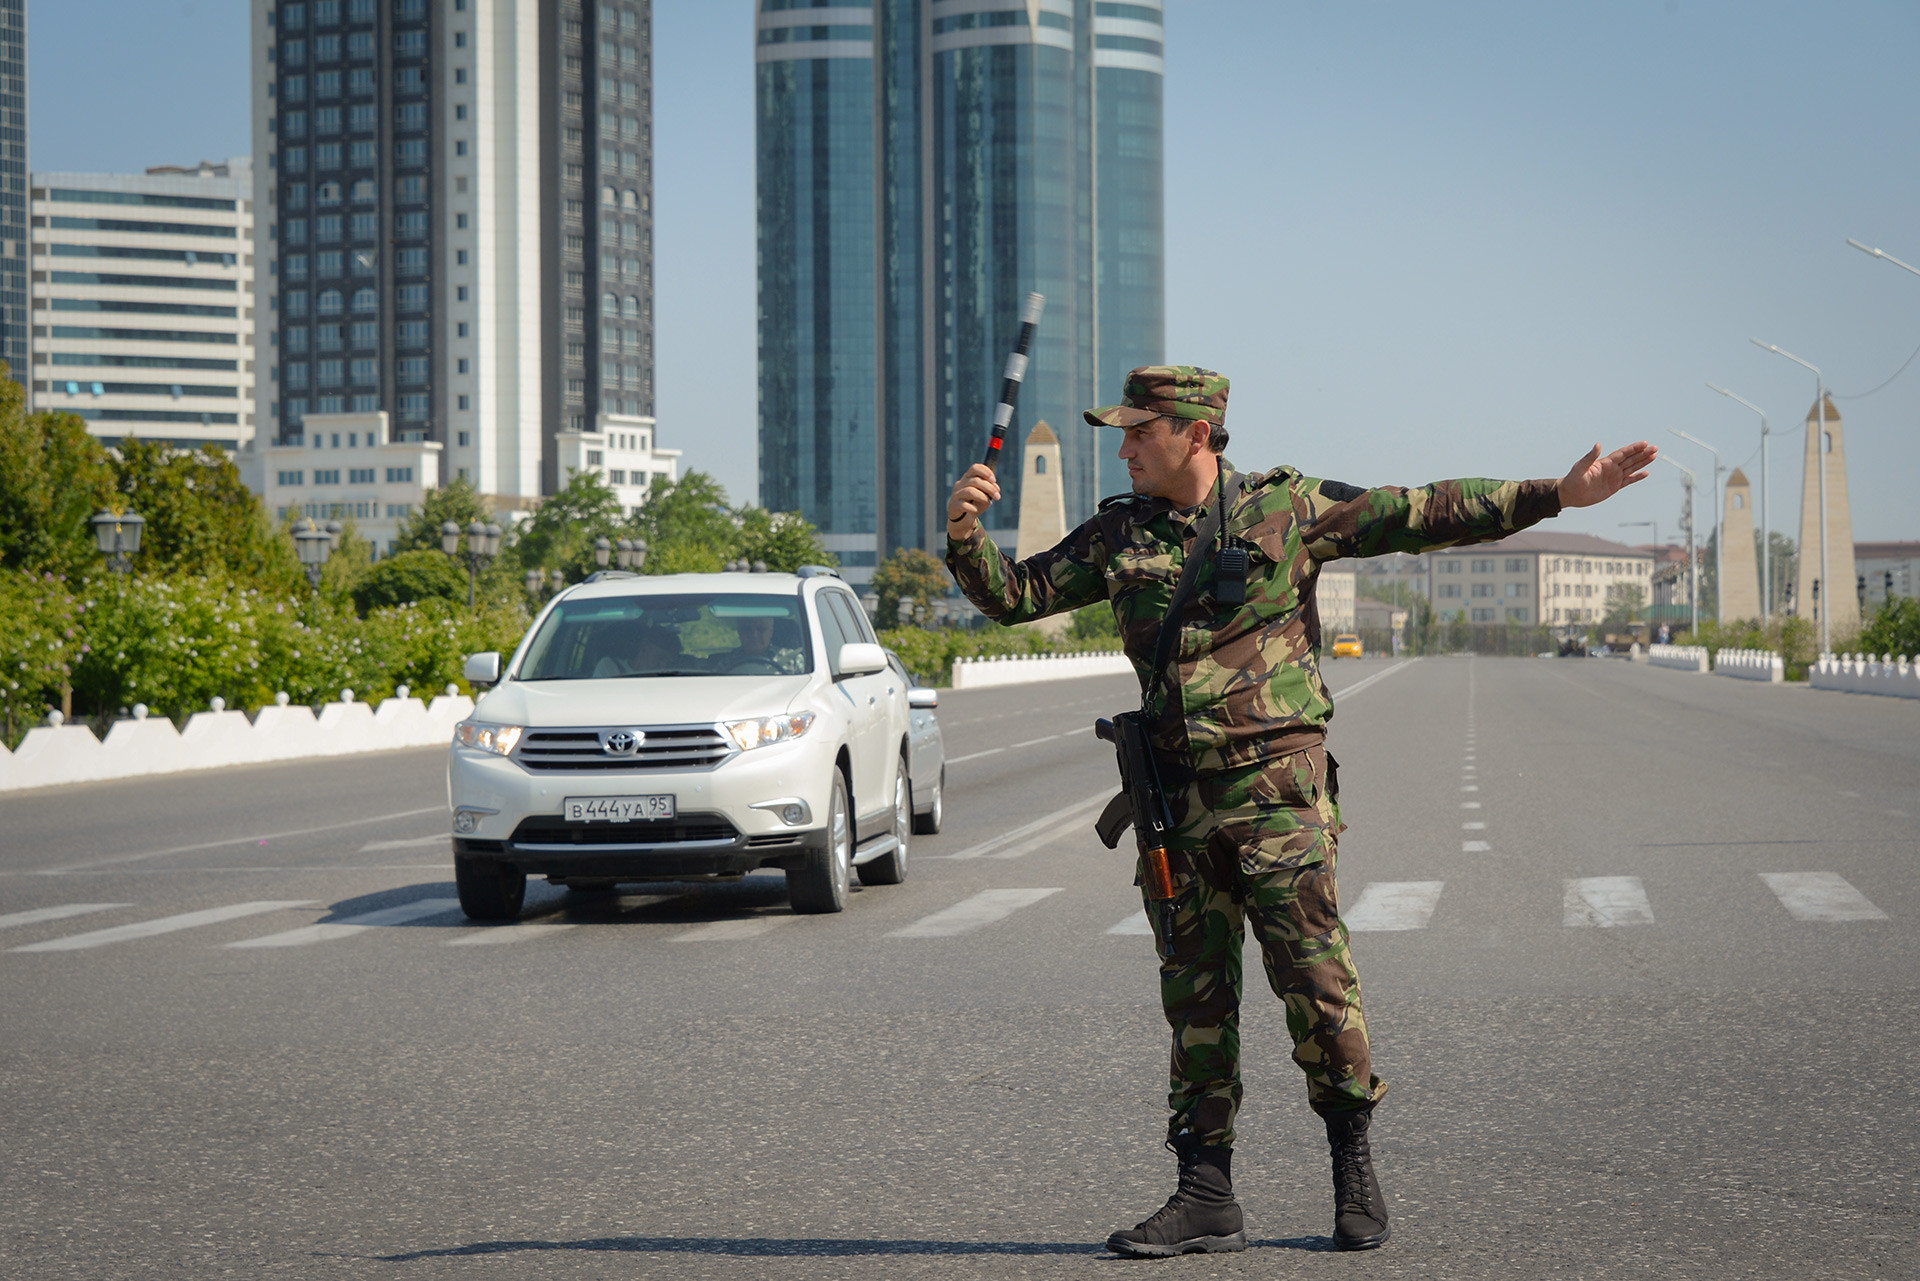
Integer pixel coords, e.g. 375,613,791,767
518,593,813,680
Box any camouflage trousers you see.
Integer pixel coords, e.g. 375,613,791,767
1141,746,1386,1148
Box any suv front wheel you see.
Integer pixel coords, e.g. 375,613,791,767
788,769,852,914
455,855,526,921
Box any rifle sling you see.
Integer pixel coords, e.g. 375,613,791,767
1147,469,1246,710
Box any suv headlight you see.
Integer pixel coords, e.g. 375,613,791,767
722,711,815,753
454,720,524,756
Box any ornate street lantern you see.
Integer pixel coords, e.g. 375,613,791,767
90,509,145,574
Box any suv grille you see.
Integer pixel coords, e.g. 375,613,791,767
509,816,739,847
513,725,734,772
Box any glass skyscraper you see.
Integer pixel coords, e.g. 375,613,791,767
756,0,1164,579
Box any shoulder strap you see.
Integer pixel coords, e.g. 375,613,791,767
1147,469,1246,707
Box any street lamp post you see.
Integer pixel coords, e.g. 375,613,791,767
1707,383,1770,617
1669,429,1725,624
594,536,612,570
1846,238,1920,280
1658,456,1698,636
1619,519,1659,549
1750,340,1829,654
293,517,334,588
89,509,145,575
615,537,648,571
442,519,501,608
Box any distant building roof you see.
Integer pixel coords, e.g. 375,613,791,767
1427,530,1653,558
1856,541,1920,560
1025,420,1057,445
1727,466,1749,486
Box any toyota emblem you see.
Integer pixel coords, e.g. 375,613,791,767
600,729,646,755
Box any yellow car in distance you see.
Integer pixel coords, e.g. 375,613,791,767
1330,633,1364,659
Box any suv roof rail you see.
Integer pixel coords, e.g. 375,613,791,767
793,564,842,579
582,570,639,583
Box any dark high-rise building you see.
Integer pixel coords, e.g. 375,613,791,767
0,0,27,391
756,0,1164,582
252,0,657,511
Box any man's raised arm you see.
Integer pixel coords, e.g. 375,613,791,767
944,462,1111,624
1297,441,1657,561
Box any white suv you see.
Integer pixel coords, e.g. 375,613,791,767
448,567,930,919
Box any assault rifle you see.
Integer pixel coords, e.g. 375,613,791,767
1095,713,1178,942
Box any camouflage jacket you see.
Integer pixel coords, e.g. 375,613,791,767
946,461,1562,776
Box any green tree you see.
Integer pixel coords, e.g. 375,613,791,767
1857,596,1920,658
351,548,472,614
871,547,949,627
629,471,738,574
0,382,116,579
736,507,834,573
1067,601,1119,643
392,475,494,554
110,437,302,592
512,468,627,581
1603,581,1646,626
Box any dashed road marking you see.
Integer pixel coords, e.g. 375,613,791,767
931,792,1111,860
11,900,314,953
1462,822,1486,830
1759,872,1888,922
1564,877,1655,927
887,888,1062,938
1461,802,1482,809
674,916,795,942
1107,909,1153,936
0,903,131,933
225,897,461,949
445,923,576,946
1462,840,1491,852
360,834,449,852
1345,881,1445,932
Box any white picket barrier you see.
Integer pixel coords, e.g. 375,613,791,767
950,650,1133,690
1713,648,1784,683
0,685,476,793
1809,653,1920,700
1647,643,1709,674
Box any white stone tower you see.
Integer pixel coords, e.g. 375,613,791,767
1015,421,1067,560
1721,467,1760,622
1790,395,1858,635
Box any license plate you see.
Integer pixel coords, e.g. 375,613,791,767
563,795,675,823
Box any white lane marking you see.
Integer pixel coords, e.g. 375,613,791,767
887,888,1062,938
225,897,461,948
1460,785,1480,792
1107,909,1153,936
1463,755,1476,761
674,916,795,942
11,900,314,953
444,923,576,946
1462,840,1491,852
1345,882,1444,932
1759,872,1889,922
1335,658,1418,701
1010,734,1061,749
0,903,131,932
1065,725,1095,735
1564,877,1655,928
1460,802,1482,809
36,806,448,875
1462,822,1486,830
946,747,1007,765
931,791,1112,860
360,834,449,852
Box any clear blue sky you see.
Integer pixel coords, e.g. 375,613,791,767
32,1,1920,543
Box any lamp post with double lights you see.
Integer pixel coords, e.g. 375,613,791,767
616,537,648,571
1669,429,1725,624
1707,383,1770,617
89,509,145,575
1750,339,1830,654
442,519,502,609
292,517,334,588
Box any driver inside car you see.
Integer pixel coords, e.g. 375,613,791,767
715,615,805,675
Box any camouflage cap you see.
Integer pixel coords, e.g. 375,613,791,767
1083,365,1230,429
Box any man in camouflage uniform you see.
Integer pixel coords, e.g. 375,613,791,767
945,366,1655,1257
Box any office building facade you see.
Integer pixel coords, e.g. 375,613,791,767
1427,531,1655,627
756,0,1164,581
0,0,24,391
251,0,653,511
29,161,257,451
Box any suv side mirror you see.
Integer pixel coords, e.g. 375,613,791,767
463,652,502,687
834,642,887,680
907,687,939,709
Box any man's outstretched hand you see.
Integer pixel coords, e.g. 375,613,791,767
1557,441,1657,509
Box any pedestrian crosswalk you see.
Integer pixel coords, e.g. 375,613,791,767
0,870,1902,957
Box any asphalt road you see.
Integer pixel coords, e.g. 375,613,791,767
2,656,1916,1279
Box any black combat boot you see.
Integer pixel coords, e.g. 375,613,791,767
1324,1107,1390,1250
1106,1138,1248,1258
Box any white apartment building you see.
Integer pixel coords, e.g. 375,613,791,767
29,160,257,452
553,410,678,515
242,409,440,553
1427,531,1654,626
1317,563,1357,633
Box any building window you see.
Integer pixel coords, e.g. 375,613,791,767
1505,583,1528,597
397,357,428,384
286,363,311,389
1471,558,1494,573
316,289,343,315
395,29,426,57
586,450,603,466
1437,583,1461,599
1506,608,1529,623
455,286,468,301
457,431,470,446
397,248,428,276
277,470,305,486
286,326,310,354
609,469,626,485
386,467,414,483
1470,608,1494,623
1439,560,1461,573
395,139,427,166
317,359,344,386
313,469,341,485
1505,558,1526,573
456,395,470,411
398,393,429,419
351,321,378,348
349,468,376,485
349,358,377,385
397,321,427,347
350,287,376,312
456,358,468,374
1471,583,1495,598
